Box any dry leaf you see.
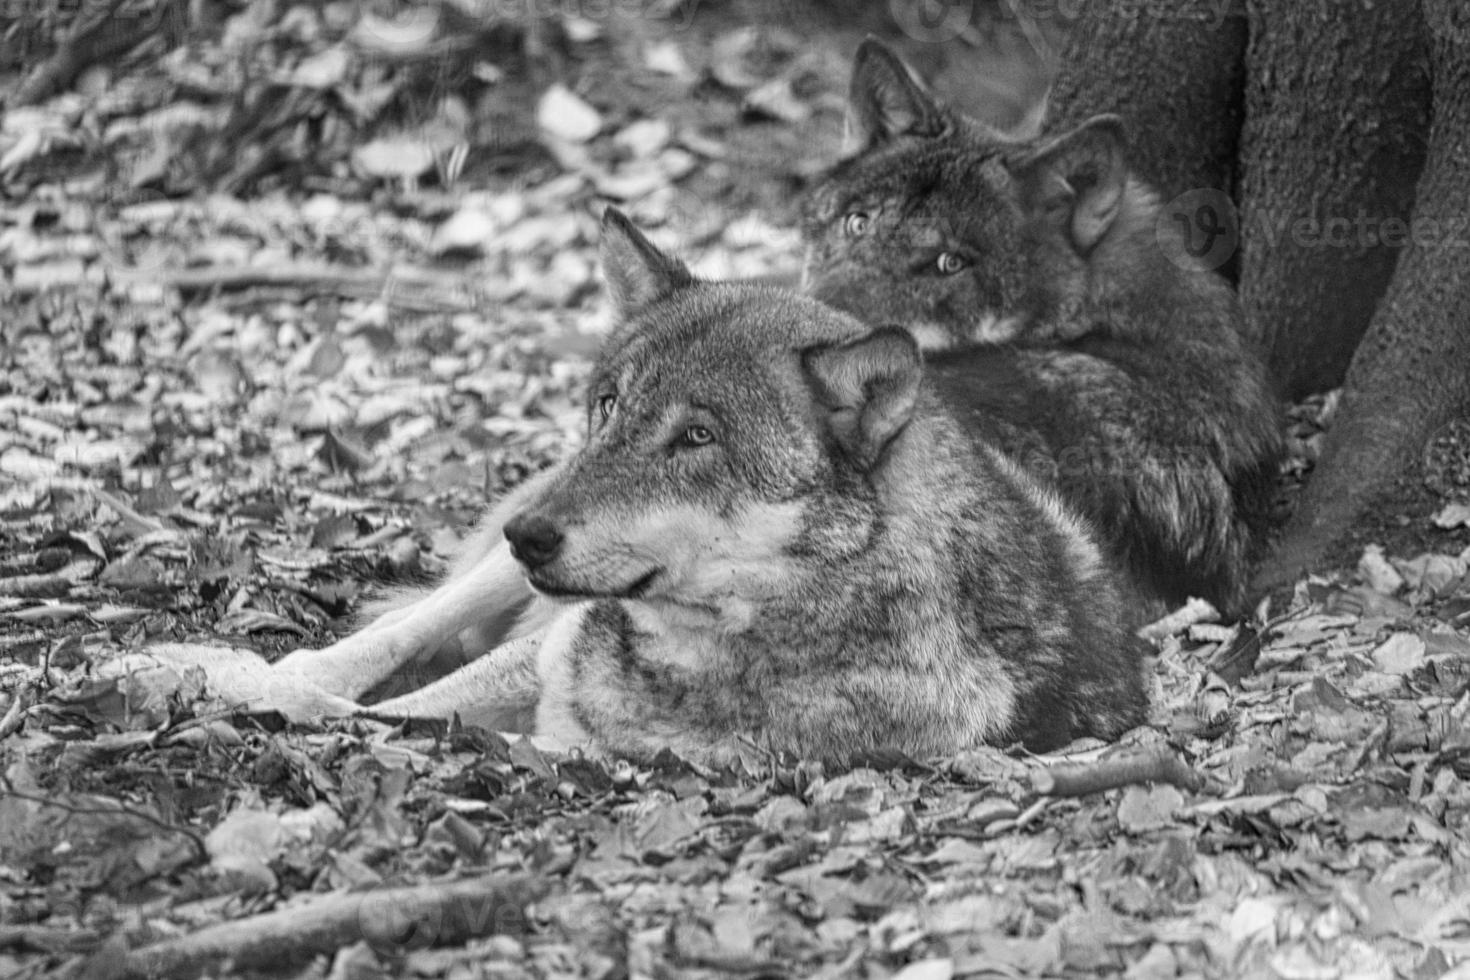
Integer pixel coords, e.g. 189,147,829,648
538,84,602,144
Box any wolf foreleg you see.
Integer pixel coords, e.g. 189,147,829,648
272,540,534,700
271,467,564,700
367,629,546,731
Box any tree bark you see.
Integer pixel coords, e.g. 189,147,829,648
1257,5,1470,587
1047,1,1246,201
1237,1,1431,398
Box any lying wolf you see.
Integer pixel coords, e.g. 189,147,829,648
265,210,1147,764
798,39,1282,617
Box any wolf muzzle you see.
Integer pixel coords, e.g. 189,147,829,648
504,513,564,569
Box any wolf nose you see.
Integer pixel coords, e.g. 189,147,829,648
504,514,564,568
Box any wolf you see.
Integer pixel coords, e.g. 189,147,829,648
798,39,1282,616
270,210,1147,764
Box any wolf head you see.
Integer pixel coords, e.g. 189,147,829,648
504,210,926,631
802,39,1170,349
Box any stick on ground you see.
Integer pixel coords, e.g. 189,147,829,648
1137,596,1219,642
1031,744,1212,797
110,874,548,980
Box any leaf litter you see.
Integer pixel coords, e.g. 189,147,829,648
2,3,1470,979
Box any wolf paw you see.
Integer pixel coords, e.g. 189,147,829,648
98,644,360,726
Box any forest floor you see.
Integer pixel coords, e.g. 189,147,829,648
4,2,1470,978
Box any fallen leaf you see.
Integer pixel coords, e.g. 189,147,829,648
753,795,807,833
352,136,436,181
563,16,602,42
1432,503,1470,529
430,207,497,255
1117,784,1184,833
709,27,785,90
1371,632,1426,675
893,959,954,980
644,40,692,78
745,75,811,123
205,806,284,893
1395,552,1466,597
310,513,360,549
614,118,672,158
538,84,602,144
1358,544,1405,594
1341,806,1413,842
1058,908,1125,971
922,838,991,868
289,45,350,89
1227,897,1280,946
635,796,705,856
190,349,250,403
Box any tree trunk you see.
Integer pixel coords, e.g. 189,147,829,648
1237,1,1431,398
1257,4,1470,586
1047,1,1246,201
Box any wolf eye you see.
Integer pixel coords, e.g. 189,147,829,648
597,394,617,421
678,425,715,448
843,212,871,237
936,252,968,275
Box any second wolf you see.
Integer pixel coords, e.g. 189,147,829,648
801,41,1282,616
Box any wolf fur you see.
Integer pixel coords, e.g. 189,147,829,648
274,210,1147,764
798,40,1282,616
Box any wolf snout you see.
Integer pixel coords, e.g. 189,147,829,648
504,513,564,568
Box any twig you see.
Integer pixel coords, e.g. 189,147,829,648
113,874,548,979
214,285,476,315
89,487,168,537
0,924,102,954
1137,596,1220,642
982,796,1050,836
138,263,483,308
5,261,488,313
1030,744,1211,797
98,262,489,314
0,558,101,598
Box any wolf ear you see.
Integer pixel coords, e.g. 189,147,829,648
600,207,693,316
847,39,945,149
1012,115,1128,254
803,326,922,470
